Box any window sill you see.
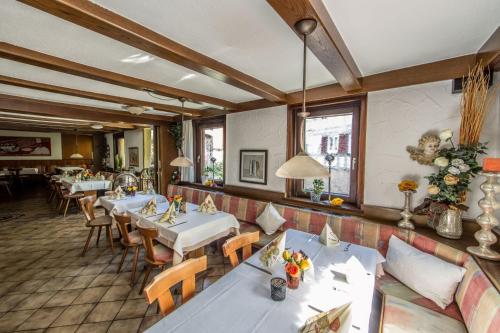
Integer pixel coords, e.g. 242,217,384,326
279,196,363,216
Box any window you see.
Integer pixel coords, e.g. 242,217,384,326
291,98,364,204
194,117,225,184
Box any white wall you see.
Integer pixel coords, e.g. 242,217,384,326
0,130,62,160
124,129,144,170
364,78,499,218
226,105,287,192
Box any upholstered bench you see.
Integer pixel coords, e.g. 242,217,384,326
167,184,499,333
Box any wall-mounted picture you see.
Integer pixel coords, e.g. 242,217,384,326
0,136,51,156
239,150,267,185
129,147,139,167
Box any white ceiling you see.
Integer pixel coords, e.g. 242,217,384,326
324,0,500,75
0,0,498,119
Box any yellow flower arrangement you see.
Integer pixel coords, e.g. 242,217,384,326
330,197,344,206
398,180,418,192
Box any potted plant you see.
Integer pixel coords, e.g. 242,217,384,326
310,179,325,203
425,129,486,238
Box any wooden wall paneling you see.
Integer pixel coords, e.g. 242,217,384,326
92,133,106,170
0,42,238,110
61,134,93,159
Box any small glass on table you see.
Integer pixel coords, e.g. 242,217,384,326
270,277,286,301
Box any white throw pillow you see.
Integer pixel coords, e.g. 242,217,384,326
383,235,466,309
256,203,286,235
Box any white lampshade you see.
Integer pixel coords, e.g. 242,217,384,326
70,153,84,159
170,156,193,167
275,152,329,179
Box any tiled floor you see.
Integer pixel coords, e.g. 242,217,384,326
0,189,228,333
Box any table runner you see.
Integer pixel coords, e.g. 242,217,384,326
95,193,167,214
147,229,377,333
128,202,240,265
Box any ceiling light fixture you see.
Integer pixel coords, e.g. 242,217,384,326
91,124,104,130
70,129,84,159
170,98,193,169
122,105,154,115
275,18,329,181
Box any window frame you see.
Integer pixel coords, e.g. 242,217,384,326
288,96,366,206
193,116,226,185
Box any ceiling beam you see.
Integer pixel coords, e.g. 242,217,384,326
285,54,476,104
18,0,287,103
0,75,201,117
0,42,238,110
0,94,172,125
267,0,362,91
476,26,500,70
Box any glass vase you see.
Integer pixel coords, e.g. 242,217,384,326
436,208,463,239
286,273,300,289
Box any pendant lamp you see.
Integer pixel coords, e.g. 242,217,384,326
275,19,328,179
170,98,193,168
70,129,84,159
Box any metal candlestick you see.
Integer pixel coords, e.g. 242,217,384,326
398,190,415,230
467,171,500,261
325,154,335,201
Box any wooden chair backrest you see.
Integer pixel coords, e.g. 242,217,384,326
114,213,132,244
143,256,207,316
222,231,260,267
136,223,159,262
79,195,97,222
55,181,65,198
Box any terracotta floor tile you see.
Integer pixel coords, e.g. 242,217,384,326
9,280,48,295
14,291,56,310
84,301,123,323
36,277,73,292
0,294,30,312
45,325,79,333
16,306,66,330
72,287,108,305
62,276,97,290
138,314,162,333
100,285,131,302
43,290,83,308
107,318,142,333
88,273,117,288
0,310,36,332
50,304,94,327
115,299,149,320
74,321,110,333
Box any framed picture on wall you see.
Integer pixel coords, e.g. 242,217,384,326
0,136,51,156
129,147,139,167
239,150,267,185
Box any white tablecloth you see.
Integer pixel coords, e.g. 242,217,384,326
128,202,240,265
95,193,167,214
56,166,83,172
62,178,112,194
147,229,377,333
19,168,38,175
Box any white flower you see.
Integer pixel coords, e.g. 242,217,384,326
439,129,453,142
448,166,460,175
451,159,464,166
459,164,470,172
434,157,449,168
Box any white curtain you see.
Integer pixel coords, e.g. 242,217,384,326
181,120,195,182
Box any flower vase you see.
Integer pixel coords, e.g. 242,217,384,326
286,273,300,289
398,190,415,230
310,192,321,203
130,191,136,197
436,208,463,239
174,201,181,214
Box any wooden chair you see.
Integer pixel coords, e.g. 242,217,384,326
222,231,260,268
58,184,84,218
0,179,12,197
114,213,142,285
136,223,174,294
79,195,114,256
144,256,207,316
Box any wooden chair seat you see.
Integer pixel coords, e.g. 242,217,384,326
153,244,174,263
126,230,142,245
64,192,84,199
86,215,113,227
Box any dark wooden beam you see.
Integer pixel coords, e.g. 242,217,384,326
286,54,477,104
477,26,500,70
0,94,172,125
0,75,201,117
267,0,362,91
18,0,287,103
0,42,238,110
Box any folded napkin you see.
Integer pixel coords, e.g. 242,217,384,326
95,172,101,178
107,174,114,181
320,222,340,247
301,303,352,333
140,197,157,216
159,203,176,224
114,185,125,198
259,232,286,268
198,194,217,214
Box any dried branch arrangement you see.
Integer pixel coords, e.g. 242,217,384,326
459,62,496,145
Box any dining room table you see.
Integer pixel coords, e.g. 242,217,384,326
95,192,167,214
61,177,112,194
128,202,240,265
146,229,378,333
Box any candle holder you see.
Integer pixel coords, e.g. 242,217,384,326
467,171,500,261
398,190,415,230
270,277,286,301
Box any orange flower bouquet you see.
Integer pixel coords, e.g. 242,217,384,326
167,195,183,213
282,249,310,289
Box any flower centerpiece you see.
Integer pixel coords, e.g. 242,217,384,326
397,180,418,229
425,129,486,238
282,249,310,289
81,169,93,181
167,195,183,213
127,185,138,196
